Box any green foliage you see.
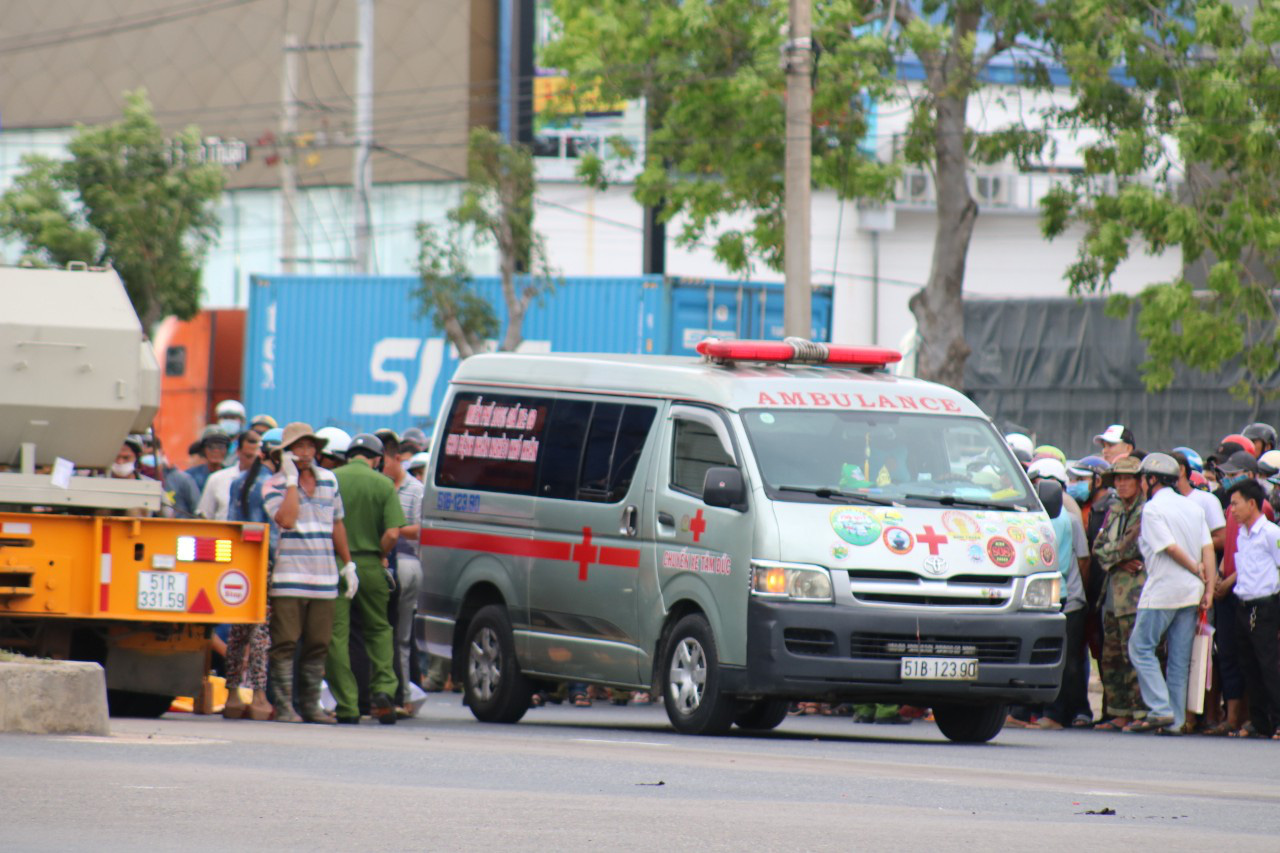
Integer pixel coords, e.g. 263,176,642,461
0,91,223,328
415,128,556,356
545,0,900,276
1044,0,1280,403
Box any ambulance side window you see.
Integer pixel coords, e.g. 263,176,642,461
536,400,594,499
671,418,734,496
434,392,555,496
577,404,656,503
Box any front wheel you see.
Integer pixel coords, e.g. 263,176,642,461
463,605,531,724
734,698,790,732
932,702,1007,743
661,614,737,736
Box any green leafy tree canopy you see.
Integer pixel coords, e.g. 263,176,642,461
1043,0,1280,405
0,90,224,330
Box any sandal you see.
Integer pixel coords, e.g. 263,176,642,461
1092,718,1129,732
572,692,591,708
1229,724,1263,739
1123,716,1175,734
1203,720,1236,737
531,693,545,708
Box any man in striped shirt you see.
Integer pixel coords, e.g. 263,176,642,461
263,422,357,724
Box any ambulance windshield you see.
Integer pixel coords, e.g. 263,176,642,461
741,409,1035,510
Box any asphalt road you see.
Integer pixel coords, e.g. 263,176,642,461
3,697,1279,851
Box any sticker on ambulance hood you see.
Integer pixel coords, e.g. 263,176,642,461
882,526,914,555
831,544,850,561
830,507,881,546
1040,543,1056,566
942,511,981,541
987,537,1015,568
1007,526,1027,544
1025,546,1039,567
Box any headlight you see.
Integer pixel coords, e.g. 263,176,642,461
1022,573,1062,610
751,560,833,603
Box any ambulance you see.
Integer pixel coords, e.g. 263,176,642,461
416,339,1066,742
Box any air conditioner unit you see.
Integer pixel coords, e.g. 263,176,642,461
898,170,934,205
973,174,1012,207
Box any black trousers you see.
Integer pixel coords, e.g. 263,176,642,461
1234,594,1280,736
1048,608,1088,725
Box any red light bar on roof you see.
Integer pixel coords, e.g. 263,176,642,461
696,338,902,367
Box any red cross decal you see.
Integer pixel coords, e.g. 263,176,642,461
917,525,949,556
572,526,600,581
690,509,707,543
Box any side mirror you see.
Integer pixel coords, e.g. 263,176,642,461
1037,479,1063,519
703,466,747,511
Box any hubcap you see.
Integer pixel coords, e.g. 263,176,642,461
668,637,707,714
468,626,501,702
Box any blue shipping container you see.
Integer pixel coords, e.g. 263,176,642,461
243,274,833,435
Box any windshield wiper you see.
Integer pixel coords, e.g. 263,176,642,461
931,495,1022,511
775,486,899,507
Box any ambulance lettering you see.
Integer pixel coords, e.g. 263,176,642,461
662,549,733,576
755,390,965,412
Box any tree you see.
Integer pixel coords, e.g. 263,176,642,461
544,0,1066,388
415,127,556,357
0,90,224,330
1042,0,1280,409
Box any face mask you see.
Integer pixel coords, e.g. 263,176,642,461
218,418,242,435
1220,473,1246,491
1066,482,1090,503
112,461,135,477
141,454,156,468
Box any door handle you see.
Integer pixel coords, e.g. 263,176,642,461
621,505,639,537
657,511,675,527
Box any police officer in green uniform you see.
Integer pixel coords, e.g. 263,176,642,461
1092,455,1148,730
325,433,407,724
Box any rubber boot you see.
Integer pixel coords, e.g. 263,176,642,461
269,659,300,723
298,660,336,724
247,689,274,721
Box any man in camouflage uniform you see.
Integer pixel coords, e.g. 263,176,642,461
1093,455,1148,729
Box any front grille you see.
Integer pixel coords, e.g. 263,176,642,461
784,628,837,656
1030,637,1064,665
850,632,1021,663
846,570,1014,608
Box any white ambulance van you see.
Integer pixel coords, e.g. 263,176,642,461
417,339,1066,742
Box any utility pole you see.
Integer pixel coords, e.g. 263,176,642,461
353,0,374,274
280,33,299,274
783,0,813,338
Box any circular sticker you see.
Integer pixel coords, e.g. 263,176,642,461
1040,542,1056,566
987,536,1016,568
1007,526,1027,544
942,511,982,541
831,507,882,546
882,526,915,555
217,570,250,606
1039,524,1056,542
759,413,776,424
967,544,985,564
1027,528,1041,544
831,544,850,561
1025,546,1039,567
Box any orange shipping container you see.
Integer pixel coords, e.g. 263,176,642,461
152,309,245,463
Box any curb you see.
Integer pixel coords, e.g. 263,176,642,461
0,658,110,735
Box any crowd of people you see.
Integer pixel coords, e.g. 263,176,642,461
112,401,435,725
996,421,1280,737
112,400,1280,736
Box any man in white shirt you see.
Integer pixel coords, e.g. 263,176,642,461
1125,453,1215,734
1222,479,1280,738
196,431,263,520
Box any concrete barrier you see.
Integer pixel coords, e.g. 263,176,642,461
0,657,109,735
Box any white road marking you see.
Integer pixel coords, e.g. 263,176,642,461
571,738,669,748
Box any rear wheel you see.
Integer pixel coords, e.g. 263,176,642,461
932,702,1007,743
463,605,531,724
661,614,737,736
734,698,790,731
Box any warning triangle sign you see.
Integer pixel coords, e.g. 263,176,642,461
188,588,214,614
